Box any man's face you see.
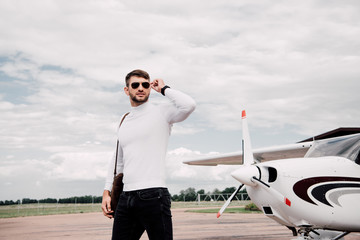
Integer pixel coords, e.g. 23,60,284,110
124,76,151,106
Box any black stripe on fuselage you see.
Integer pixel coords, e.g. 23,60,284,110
293,177,360,206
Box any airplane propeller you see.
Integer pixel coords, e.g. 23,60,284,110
217,184,244,218
217,110,290,218
217,110,254,218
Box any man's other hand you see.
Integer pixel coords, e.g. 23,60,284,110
101,190,114,219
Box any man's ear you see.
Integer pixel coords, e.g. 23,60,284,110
124,86,130,96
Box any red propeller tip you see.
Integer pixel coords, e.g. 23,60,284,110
242,110,246,119
217,212,221,218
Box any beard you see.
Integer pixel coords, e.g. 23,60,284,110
130,92,149,104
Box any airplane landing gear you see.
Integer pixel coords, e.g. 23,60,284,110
295,228,350,240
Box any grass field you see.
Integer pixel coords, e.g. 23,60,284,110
0,201,252,218
0,203,102,218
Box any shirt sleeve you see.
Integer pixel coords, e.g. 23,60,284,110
163,88,196,124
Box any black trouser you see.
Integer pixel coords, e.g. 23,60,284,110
112,187,173,240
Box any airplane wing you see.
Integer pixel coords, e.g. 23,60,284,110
183,142,313,166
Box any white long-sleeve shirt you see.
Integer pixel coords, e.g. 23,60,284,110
104,88,196,191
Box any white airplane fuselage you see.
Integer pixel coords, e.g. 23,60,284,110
246,156,360,232
184,111,360,238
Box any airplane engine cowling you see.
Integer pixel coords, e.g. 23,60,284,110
231,165,260,186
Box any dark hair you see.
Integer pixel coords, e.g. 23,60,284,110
125,69,150,86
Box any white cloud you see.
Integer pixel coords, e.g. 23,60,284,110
46,151,112,181
165,148,239,194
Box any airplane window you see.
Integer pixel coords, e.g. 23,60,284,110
305,133,360,162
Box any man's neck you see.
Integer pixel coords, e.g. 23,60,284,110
130,100,148,107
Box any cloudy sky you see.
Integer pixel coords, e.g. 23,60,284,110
1,0,359,201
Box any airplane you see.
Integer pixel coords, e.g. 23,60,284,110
183,110,360,240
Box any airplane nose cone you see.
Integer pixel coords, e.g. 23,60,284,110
231,165,260,187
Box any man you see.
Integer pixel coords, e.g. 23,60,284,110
101,69,196,240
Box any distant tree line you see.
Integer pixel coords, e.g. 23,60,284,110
171,187,248,202
57,196,102,204
0,187,247,205
0,195,103,206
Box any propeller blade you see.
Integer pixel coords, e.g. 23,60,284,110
241,110,255,165
217,184,244,218
252,177,291,207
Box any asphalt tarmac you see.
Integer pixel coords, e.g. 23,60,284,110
1,208,359,240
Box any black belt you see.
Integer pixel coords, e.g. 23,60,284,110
122,187,167,196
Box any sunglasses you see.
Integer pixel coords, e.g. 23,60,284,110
130,82,150,89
